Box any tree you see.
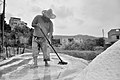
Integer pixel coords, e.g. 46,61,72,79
83,39,96,50
64,38,96,51
95,37,105,47
0,13,3,30
28,28,34,46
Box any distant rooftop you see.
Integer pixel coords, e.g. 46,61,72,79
10,17,21,20
108,28,120,33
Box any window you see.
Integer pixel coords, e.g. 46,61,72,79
68,38,74,42
116,29,119,32
116,35,119,39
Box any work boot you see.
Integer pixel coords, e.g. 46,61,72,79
45,61,50,67
31,56,38,68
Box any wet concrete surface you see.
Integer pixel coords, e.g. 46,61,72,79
0,53,88,80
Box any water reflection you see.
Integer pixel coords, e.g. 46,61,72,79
33,68,40,80
43,67,51,80
32,66,51,80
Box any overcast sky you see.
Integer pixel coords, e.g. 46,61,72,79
0,0,120,37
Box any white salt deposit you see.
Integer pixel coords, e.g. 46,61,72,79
74,40,120,80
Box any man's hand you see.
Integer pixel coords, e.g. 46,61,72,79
48,39,51,44
37,23,42,28
47,34,52,44
48,33,53,41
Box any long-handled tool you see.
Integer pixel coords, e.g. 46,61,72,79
39,28,68,65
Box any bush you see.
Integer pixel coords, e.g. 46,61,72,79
64,40,96,51
58,50,102,60
64,42,82,50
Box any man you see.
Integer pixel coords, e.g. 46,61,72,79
31,9,56,68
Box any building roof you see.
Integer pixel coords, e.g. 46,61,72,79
10,17,21,20
108,28,120,33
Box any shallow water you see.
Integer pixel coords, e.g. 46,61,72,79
0,53,88,80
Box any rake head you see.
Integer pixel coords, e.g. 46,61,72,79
58,61,68,65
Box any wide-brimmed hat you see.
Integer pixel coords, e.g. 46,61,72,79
42,9,56,19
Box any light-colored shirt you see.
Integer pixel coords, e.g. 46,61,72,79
32,15,53,37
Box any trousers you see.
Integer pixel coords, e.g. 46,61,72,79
32,36,50,61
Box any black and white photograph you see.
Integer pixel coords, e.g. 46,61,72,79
0,0,120,80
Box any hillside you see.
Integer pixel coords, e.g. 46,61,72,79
53,34,107,41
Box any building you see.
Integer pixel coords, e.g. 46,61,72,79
9,17,21,30
9,17,27,30
108,28,120,43
9,17,28,44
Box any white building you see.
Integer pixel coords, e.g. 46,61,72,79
9,17,27,30
108,28,120,43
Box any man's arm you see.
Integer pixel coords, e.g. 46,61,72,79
31,15,39,27
49,32,53,41
48,22,53,41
